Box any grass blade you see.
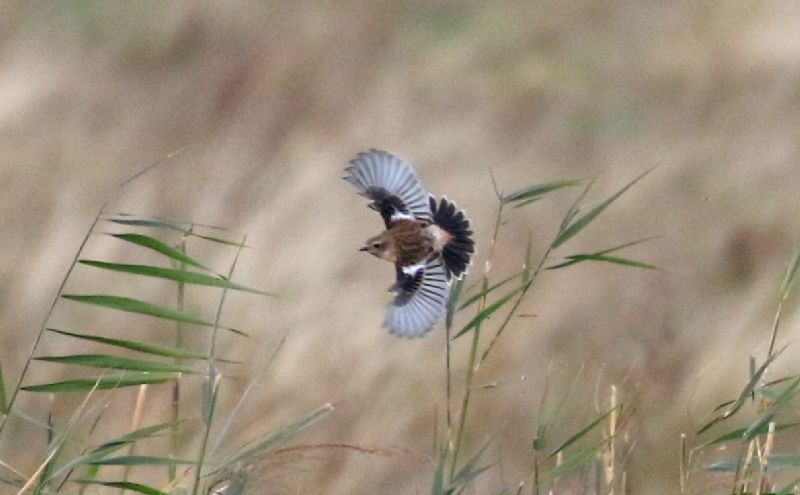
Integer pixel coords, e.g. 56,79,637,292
544,436,614,481
451,440,492,488
548,237,659,270
697,346,786,434
109,234,215,274
547,254,657,271
458,270,525,311
107,218,188,232
61,295,246,336
551,167,654,249
46,328,237,363
698,421,800,448
21,372,178,393
547,404,621,458
34,355,195,374
79,260,277,296
73,480,166,495
502,179,585,205
218,403,334,472
0,361,6,414
452,289,519,340
780,244,800,301
47,421,181,480
87,455,195,466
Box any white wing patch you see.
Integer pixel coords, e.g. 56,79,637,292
384,259,451,338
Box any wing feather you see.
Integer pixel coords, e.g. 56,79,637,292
383,260,451,338
344,149,432,227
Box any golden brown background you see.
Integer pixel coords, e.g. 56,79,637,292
1,2,800,493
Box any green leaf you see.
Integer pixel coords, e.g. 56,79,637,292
61,295,246,336
108,234,215,273
46,328,237,362
87,455,195,466
551,167,654,249
548,237,659,270
697,347,786,434
458,270,525,311
548,404,620,458
34,354,195,374
48,421,181,480
217,403,334,473
450,440,492,488
548,254,657,271
79,260,277,296
502,179,585,205
0,361,6,414
698,421,800,448
446,277,464,330
73,480,166,495
21,372,178,393
780,244,800,301
107,217,188,232
544,436,614,481
452,289,519,340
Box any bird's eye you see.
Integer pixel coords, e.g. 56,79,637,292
373,241,385,249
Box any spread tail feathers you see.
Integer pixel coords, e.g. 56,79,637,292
430,196,475,279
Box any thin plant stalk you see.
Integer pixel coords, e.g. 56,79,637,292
120,384,148,494
170,233,190,481
448,197,503,478
191,234,247,495
0,208,104,438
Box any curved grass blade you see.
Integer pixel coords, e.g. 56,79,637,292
548,254,657,271
450,440,492,488
0,362,6,414
34,355,195,374
107,217,188,232
46,328,238,363
547,404,621,458
698,421,800,448
21,372,178,393
79,260,277,296
48,421,182,481
87,455,195,466
743,377,800,442
502,179,585,205
697,346,786,434
544,436,614,482
108,234,215,274
445,278,464,330
548,237,659,270
73,480,165,495
215,403,334,474
780,244,800,301
551,167,654,249
61,295,246,336
458,270,525,311
452,289,519,340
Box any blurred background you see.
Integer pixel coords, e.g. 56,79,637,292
1,1,800,493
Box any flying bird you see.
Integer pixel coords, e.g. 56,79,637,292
344,149,475,338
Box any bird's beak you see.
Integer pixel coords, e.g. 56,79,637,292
359,246,369,252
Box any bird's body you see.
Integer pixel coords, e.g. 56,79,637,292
344,149,475,338
362,219,452,266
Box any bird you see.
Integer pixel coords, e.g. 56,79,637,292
344,149,475,338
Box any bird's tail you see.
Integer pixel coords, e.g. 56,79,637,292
430,196,475,279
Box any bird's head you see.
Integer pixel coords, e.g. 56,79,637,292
360,233,395,261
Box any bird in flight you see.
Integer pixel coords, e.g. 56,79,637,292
344,149,475,338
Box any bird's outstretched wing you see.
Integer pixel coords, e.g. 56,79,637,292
344,149,432,227
384,260,451,338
